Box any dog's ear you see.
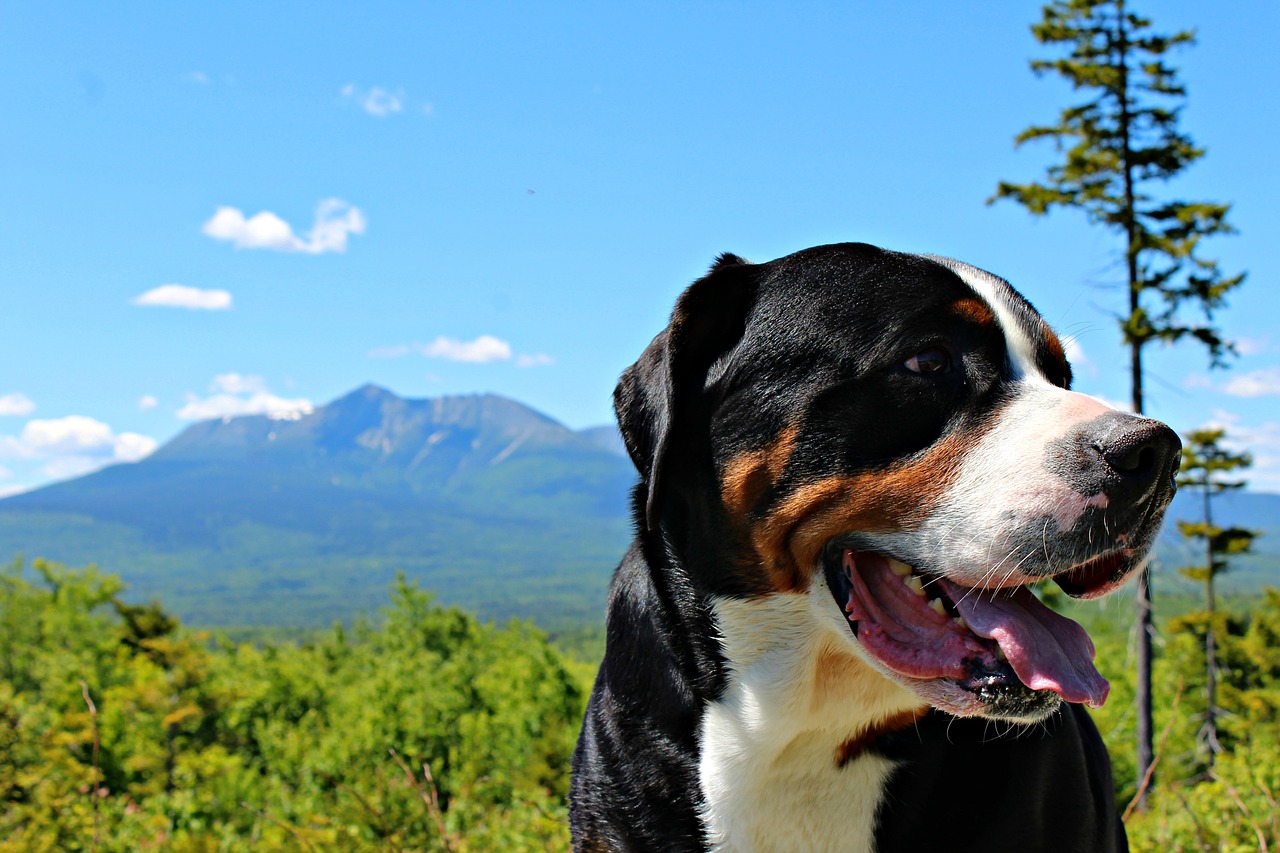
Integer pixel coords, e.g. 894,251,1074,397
614,253,757,530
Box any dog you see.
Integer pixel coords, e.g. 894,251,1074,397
569,243,1178,852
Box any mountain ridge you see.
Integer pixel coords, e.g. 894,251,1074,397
0,385,636,629
0,384,1275,630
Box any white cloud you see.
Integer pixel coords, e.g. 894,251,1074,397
202,198,365,254
419,335,513,363
0,436,29,458
114,432,159,462
186,71,210,84
1059,334,1100,378
1206,409,1280,493
177,375,312,422
306,199,367,254
1235,337,1268,356
1223,368,1280,398
133,284,233,310
1,415,158,479
203,207,295,250
177,393,313,422
210,373,268,394
1183,373,1214,390
1061,336,1087,365
138,395,159,410
516,353,555,368
0,393,36,417
341,84,404,117
0,465,11,479
371,337,551,367
20,416,117,456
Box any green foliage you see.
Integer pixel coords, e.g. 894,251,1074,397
0,558,583,851
1171,427,1262,769
991,0,1244,377
1122,590,1280,849
1084,588,1280,850
1176,428,1259,582
7,555,1280,851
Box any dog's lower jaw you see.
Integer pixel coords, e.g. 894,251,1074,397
698,589,926,852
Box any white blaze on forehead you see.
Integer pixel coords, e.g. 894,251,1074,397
924,255,1046,382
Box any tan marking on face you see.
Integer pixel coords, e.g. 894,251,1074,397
750,432,972,586
1042,325,1069,376
834,707,927,769
720,425,799,521
948,297,995,327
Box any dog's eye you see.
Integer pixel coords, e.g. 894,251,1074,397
905,348,951,375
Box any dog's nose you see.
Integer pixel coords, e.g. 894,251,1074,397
1089,413,1181,507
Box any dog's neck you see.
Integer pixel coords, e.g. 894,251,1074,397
698,583,926,852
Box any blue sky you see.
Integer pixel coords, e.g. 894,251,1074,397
2,1,1278,494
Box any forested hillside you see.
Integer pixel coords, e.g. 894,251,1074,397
0,386,635,631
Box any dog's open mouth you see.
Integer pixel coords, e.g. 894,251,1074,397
832,549,1128,715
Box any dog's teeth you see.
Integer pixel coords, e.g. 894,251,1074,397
953,616,969,630
905,575,924,596
888,560,912,577
928,598,946,616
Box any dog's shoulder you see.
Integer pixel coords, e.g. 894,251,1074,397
872,705,1127,853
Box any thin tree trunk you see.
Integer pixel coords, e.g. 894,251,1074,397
1203,482,1220,771
1113,0,1157,809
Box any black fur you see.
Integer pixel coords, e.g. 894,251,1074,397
570,243,1135,852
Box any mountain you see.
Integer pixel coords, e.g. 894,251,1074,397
0,383,1276,630
0,385,636,630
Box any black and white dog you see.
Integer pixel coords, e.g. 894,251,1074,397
570,243,1177,852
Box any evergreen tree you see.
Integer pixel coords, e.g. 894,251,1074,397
990,0,1245,805
1175,428,1259,771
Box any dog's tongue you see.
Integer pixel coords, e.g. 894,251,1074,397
940,580,1109,708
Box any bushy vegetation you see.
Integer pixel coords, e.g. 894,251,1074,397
5,556,1279,850
1088,589,1280,850
0,558,584,851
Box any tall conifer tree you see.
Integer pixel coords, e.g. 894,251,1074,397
1175,428,1258,772
991,0,1245,806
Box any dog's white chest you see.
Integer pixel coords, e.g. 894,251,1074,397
700,708,895,852
698,591,920,852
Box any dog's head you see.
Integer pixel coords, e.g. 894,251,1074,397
616,243,1179,724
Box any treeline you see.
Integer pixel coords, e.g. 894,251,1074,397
0,559,582,851
4,558,1280,850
